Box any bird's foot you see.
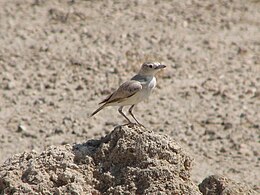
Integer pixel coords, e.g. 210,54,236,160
137,123,146,129
122,122,145,129
122,122,135,128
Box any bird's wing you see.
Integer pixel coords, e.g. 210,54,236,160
99,80,142,105
99,92,114,104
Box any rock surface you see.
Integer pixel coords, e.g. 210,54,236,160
0,125,201,194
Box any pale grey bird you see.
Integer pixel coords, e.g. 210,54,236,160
90,62,166,126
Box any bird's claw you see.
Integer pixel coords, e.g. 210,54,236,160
123,122,145,129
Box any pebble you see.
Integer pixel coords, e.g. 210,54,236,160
4,81,15,90
17,124,27,132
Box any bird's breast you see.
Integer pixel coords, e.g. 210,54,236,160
141,76,156,91
139,77,156,98
147,77,156,90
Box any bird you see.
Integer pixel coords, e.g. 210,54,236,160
90,62,166,126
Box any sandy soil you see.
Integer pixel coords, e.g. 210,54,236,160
1,125,257,194
1,125,202,194
0,0,259,192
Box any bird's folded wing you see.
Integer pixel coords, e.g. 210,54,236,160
99,80,142,104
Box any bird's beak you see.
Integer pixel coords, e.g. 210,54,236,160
155,64,166,69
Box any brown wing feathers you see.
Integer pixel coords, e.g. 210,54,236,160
90,81,142,117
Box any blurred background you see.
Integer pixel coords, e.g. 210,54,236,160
0,0,259,191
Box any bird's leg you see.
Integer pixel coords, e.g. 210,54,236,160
118,106,132,124
129,105,145,127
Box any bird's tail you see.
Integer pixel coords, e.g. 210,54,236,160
90,104,106,117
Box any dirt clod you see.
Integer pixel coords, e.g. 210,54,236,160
199,175,258,195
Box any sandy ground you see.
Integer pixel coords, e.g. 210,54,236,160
0,0,259,192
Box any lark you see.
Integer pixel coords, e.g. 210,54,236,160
91,62,166,126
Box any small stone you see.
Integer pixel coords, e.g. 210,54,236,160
49,101,55,106
159,128,164,132
4,81,15,90
22,131,37,139
54,128,64,134
220,147,226,153
17,124,27,132
183,20,188,27
223,122,233,130
75,85,83,90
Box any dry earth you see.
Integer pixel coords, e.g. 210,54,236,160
1,125,257,194
1,125,202,194
0,0,259,193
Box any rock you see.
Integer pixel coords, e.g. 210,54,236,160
0,125,201,194
17,124,37,138
17,124,27,132
4,81,15,90
199,175,257,195
75,85,84,91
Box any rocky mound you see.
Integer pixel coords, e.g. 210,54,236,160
0,125,201,194
199,175,258,195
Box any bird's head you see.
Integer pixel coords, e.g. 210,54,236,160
139,62,166,76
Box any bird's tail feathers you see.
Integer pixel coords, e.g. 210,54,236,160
90,104,106,117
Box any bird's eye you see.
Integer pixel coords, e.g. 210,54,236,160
149,65,153,68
